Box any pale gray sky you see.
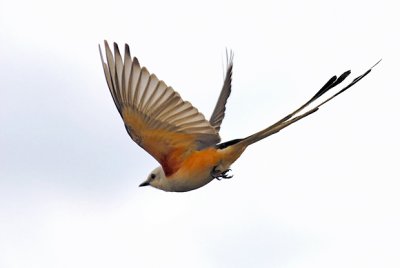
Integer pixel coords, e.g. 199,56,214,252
1,0,399,267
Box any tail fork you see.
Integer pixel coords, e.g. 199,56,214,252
238,60,381,147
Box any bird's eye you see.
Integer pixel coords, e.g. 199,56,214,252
150,174,156,179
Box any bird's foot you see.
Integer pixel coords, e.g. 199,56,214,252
212,167,233,180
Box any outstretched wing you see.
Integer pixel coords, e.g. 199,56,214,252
209,50,233,132
99,41,220,176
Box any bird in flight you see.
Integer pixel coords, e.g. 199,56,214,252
99,41,379,192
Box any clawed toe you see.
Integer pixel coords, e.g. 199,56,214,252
212,167,233,180
220,169,233,179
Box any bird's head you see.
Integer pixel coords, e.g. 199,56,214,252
139,166,167,190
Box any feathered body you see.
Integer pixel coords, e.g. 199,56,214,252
99,41,378,192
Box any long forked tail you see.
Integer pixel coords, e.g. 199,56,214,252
237,60,381,147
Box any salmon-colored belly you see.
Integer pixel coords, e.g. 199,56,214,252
167,148,221,192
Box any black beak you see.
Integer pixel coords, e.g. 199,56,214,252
139,181,150,187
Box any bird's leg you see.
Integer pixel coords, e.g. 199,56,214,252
211,166,222,180
211,166,233,180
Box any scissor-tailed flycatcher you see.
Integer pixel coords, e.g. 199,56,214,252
99,41,379,192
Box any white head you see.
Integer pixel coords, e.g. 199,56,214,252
139,166,167,191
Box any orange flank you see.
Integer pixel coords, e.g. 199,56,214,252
175,148,221,177
165,147,222,191
163,145,246,191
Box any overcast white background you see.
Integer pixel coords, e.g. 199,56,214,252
1,0,399,267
